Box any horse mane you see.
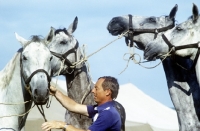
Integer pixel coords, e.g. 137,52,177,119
0,49,21,89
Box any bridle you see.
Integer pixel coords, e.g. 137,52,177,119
20,51,51,96
162,34,200,71
50,40,79,73
20,49,52,124
125,14,175,48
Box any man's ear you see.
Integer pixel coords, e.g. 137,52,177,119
105,89,112,96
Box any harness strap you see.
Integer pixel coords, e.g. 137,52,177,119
162,34,175,50
162,34,200,72
25,69,51,85
50,41,79,68
126,14,134,47
126,15,175,48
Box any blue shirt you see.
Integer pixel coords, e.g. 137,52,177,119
87,101,121,131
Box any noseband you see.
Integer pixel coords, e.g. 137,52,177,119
162,34,200,71
20,52,51,95
125,14,175,48
50,40,79,70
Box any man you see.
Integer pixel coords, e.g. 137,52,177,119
41,76,121,131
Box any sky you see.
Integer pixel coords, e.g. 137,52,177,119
1,0,200,108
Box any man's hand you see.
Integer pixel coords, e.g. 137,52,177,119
49,86,57,96
41,121,65,131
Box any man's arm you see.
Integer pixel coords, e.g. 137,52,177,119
51,86,89,116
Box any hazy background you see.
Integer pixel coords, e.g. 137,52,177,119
1,0,200,108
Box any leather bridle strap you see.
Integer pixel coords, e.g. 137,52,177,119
162,33,200,71
125,14,134,47
20,53,51,90
50,41,79,68
24,69,51,85
125,14,175,47
161,34,175,53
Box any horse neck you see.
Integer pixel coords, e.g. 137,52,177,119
64,50,94,105
0,51,26,130
65,63,94,104
0,52,22,93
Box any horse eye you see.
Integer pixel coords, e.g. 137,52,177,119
176,27,182,31
23,55,27,60
60,41,66,44
50,56,53,61
148,17,156,22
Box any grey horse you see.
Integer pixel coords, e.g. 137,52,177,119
107,3,200,130
144,4,200,130
45,17,126,130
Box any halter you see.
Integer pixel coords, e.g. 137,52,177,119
125,14,175,47
50,40,79,70
20,52,51,96
162,34,200,71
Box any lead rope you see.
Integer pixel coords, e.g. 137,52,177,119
69,30,129,68
36,105,47,122
119,43,174,74
47,59,66,109
0,103,35,118
80,44,93,104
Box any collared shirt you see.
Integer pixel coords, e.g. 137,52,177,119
87,101,121,131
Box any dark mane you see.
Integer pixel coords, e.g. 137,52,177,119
24,35,45,48
55,28,70,36
30,35,44,42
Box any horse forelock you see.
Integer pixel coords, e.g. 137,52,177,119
30,35,44,42
55,28,70,36
0,52,20,89
24,35,46,48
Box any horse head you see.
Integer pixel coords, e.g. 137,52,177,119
16,33,52,105
144,3,200,61
107,4,178,51
45,17,78,76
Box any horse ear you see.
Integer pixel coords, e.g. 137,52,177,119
67,16,78,34
192,3,199,23
15,33,28,48
169,4,178,19
45,27,55,44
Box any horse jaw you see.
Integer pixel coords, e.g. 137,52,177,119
144,37,169,61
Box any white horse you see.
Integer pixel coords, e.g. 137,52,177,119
144,5,200,130
0,34,52,131
45,17,126,131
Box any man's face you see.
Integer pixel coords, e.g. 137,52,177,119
92,78,110,105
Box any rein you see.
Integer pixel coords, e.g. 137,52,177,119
125,14,175,48
162,34,200,71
